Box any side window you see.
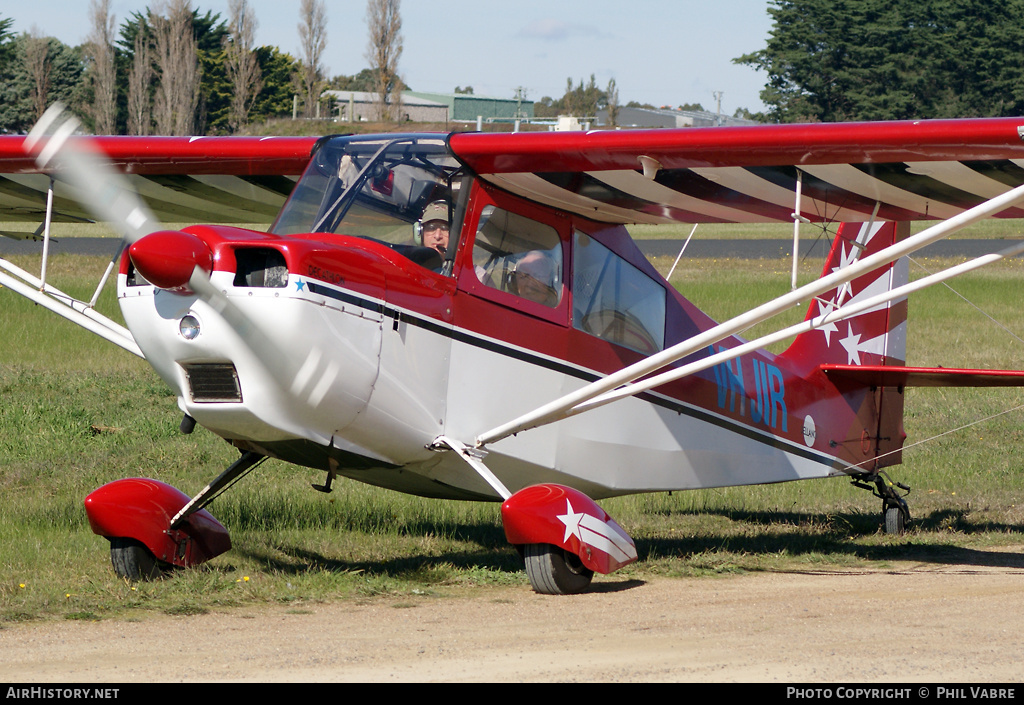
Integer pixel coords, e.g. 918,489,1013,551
472,206,563,308
573,231,666,354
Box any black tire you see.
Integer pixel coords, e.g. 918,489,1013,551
523,543,594,595
884,505,906,535
109,537,163,581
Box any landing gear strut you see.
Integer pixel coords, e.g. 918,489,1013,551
87,452,263,581
852,471,911,535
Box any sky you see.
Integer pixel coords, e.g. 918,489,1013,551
2,0,775,115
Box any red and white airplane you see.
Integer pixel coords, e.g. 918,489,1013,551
4,105,1024,594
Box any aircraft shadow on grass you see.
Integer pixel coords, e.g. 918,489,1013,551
223,506,1024,588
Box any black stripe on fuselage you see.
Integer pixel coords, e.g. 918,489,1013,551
302,277,851,474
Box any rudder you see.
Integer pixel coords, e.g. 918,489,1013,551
782,220,910,371
782,221,910,469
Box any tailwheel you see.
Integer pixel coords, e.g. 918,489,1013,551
884,504,907,535
852,471,911,535
523,543,594,595
109,537,164,581
878,479,911,536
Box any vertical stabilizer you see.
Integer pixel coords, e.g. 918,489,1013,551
782,221,910,469
783,221,909,371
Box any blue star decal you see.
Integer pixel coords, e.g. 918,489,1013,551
295,279,306,292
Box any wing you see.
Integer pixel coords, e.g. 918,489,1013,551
449,118,1024,224
0,135,319,227
450,119,1024,445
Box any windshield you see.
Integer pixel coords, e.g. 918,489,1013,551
271,136,465,266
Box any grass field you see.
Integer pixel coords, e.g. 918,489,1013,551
2,249,1024,623
6,214,1024,242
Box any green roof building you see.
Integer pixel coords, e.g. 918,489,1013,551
404,91,534,123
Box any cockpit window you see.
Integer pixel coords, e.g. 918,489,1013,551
270,136,466,272
472,206,563,308
572,231,665,354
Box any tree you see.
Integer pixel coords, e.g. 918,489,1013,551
23,29,53,122
250,45,300,122
119,4,228,135
0,16,12,64
364,0,402,121
84,0,117,135
561,75,604,117
605,78,619,126
224,0,262,131
298,0,327,118
123,16,153,135
0,31,81,132
191,10,230,133
328,67,408,95
151,0,201,135
736,0,1024,123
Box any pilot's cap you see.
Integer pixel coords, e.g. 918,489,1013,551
422,201,449,224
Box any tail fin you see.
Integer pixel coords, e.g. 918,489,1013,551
781,221,910,469
782,220,909,371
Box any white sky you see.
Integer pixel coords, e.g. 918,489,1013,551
3,0,774,114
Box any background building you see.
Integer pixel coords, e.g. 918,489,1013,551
404,91,534,124
322,91,449,123
597,106,759,128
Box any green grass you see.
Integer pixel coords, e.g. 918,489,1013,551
8,214,1024,242
632,217,1024,240
2,251,1024,623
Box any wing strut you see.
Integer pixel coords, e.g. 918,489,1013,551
39,177,55,288
430,436,512,500
475,182,1024,448
572,236,1024,415
0,260,142,356
666,223,698,281
790,169,809,289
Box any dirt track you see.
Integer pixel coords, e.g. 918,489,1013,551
3,554,1024,683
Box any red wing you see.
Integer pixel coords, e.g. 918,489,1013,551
0,135,318,225
449,118,1024,225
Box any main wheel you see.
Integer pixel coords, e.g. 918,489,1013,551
884,505,906,535
109,537,163,581
523,543,594,595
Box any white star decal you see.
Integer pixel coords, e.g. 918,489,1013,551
833,242,860,272
839,323,888,365
830,224,882,305
839,325,863,365
816,299,839,346
557,500,586,543
554,499,639,564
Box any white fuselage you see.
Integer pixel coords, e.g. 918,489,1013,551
119,267,846,502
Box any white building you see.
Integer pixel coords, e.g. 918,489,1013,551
321,91,450,123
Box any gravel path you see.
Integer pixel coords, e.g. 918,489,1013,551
3,555,1023,683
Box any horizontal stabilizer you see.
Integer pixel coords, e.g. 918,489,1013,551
822,364,1024,388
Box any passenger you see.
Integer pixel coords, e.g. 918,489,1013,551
511,250,559,307
417,201,450,256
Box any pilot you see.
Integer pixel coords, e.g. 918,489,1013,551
417,200,450,256
511,250,559,307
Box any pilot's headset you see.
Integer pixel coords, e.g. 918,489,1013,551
414,200,450,245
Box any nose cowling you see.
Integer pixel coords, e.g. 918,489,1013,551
129,230,213,291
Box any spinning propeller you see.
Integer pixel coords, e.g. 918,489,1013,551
24,105,337,410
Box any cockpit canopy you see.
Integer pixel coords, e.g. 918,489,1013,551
271,135,464,257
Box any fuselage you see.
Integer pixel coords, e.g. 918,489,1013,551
117,135,895,501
